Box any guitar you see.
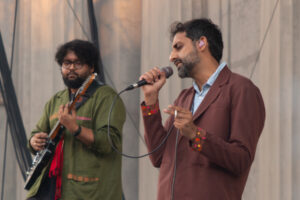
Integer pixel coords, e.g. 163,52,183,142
24,73,97,190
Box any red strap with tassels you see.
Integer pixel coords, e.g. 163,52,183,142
49,136,64,200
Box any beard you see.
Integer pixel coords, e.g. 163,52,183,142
62,71,89,89
176,48,200,78
177,61,195,78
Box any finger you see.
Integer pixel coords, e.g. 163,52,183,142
152,67,167,80
169,105,191,114
71,106,76,117
140,72,155,84
158,68,167,79
163,106,182,120
31,141,44,151
163,105,175,115
174,119,188,128
163,108,173,115
59,105,64,115
173,105,189,113
167,105,181,117
37,132,48,139
30,138,35,147
36,142,46,148
36,138,47,144
35,146,44,151
151,67,161,81
173,121,183,130
32,134,45,144
176,112,192,120
63,104,70,114
60,104,65,112
145,71,157,83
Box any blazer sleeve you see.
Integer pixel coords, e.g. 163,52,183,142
201,82,265,176
142,102,174,168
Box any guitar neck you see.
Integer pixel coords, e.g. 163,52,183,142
47,97,79,140
47,73,96,140
48,120,62,140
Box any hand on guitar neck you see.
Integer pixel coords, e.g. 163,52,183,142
58,103,79,133
58,103,95,146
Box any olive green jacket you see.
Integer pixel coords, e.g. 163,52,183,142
26,85,125,200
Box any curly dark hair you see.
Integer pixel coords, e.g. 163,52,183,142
170,18,223,63
55,39,99,73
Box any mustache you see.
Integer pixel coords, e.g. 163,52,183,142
173,58,182,66
67,72,79,76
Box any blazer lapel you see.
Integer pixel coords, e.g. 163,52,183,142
176,67,231,143
192,87,220,121
182,89,195,111
192,66,231,121
175,88,195,142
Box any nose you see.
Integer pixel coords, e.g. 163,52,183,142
68,63,76,70
169,50,177,63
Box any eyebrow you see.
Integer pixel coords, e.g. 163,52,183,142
63,59,81,62
173,43,179,49
173,42,182,49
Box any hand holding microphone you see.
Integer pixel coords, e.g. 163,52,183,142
130,66,173,105
125,66,173,90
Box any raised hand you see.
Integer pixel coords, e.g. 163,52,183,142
58,103,79,133
164,105,197,140
139,67,167,105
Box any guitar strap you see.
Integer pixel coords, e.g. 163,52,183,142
72,79,105,110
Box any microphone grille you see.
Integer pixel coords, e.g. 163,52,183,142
161,66,173,78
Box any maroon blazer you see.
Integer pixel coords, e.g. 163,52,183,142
142,67,265,200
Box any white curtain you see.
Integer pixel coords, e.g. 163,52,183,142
0,0,299,199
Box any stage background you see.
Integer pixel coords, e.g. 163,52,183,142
0,0,299,199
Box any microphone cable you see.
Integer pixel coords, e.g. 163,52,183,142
108,87,180,200
171,129,180,200
107,88,174,159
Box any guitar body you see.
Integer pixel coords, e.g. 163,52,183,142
24,73,96,190
24,126,63,190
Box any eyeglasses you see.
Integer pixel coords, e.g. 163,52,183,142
62,60,85,70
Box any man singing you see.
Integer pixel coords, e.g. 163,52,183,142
140,18,265,200
26,39,125,200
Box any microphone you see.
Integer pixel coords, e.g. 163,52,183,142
125,66,173,91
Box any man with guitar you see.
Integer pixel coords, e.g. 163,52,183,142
26,39,126,200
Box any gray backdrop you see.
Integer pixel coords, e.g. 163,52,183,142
0,0,299,199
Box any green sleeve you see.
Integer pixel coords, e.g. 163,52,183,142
27,100,51,155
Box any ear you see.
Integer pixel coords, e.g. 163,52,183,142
197,36,207,50
199,40,205,48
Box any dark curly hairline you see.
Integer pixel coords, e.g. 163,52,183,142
55,39,99,73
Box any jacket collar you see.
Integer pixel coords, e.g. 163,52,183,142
192,66,231,121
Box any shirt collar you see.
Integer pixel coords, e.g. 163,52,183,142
193,62,227,93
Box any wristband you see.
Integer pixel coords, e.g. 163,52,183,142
141,101,159,116
191,127,206,152
73,126,81,137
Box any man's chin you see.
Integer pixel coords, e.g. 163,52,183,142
177,67,190,78
63,77,85,89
